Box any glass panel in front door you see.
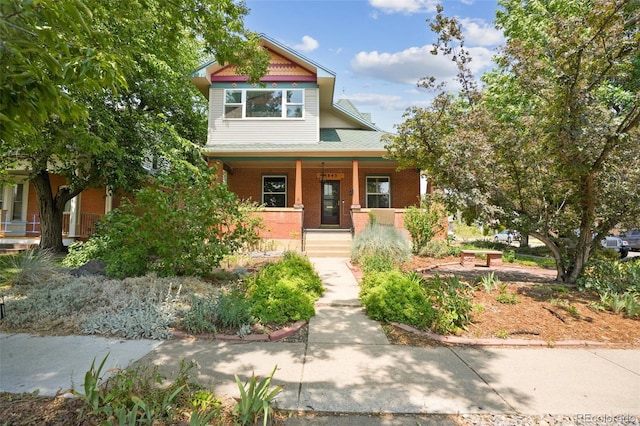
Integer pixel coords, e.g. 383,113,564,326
321,181,340,225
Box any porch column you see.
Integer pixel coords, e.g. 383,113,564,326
104,188,113,214
294,159,303,209
68,195,79,238
351,159,361,209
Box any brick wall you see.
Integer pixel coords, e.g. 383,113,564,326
227,164,421,230
255,208,303,240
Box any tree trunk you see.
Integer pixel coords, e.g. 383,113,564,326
31,170,66,253
531,232,568,282
568,225,593,284
520,233,529,248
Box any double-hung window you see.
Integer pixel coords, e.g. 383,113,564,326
366,176,390,208
262,176,287,207
0,183,26,222
224,89,304,119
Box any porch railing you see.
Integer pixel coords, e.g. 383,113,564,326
0,211,102,239
63,212,103,238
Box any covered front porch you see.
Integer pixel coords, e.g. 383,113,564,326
213,155,425,252
1,174,115,248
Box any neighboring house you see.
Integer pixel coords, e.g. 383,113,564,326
0,173,113,245
189,34,428,252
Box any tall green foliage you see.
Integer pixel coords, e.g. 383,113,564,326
404,195,445,253
384,2,640,283
351,223,412,272
79,167,263,278
248,252,323,324
1,0,269,252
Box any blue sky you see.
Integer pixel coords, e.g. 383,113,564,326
243,0,503,132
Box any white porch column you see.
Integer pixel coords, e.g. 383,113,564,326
104,188,113,214
68,196,79,237
420,174,429,197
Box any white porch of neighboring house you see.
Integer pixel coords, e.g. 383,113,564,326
0,183,113,247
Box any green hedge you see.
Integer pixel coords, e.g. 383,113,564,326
248,252,324,324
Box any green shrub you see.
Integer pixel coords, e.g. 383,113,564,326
104,240,149,279
404,195,445,253
182,289,253,335
418,239,450,258
578,260,640,317
75,355,220,424
275,251,324,298
217,289,252,329
360,270,435,329
495,289,520,305
62,238,108,268
359,253,396,273
423,275,475,334
182,296,219,335
515,245,552,257
578,260,640,295
247,253,321,324
352,223,412,269
68,168,264,278
503,249,516,263
249,278,315,324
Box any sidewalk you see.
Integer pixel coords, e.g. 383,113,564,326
1,257,639,420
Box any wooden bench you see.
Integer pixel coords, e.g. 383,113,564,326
460,250,503,267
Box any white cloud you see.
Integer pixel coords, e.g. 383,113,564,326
350,44,496,87
293,35,319,52
368,0,439,14
460,18,504,47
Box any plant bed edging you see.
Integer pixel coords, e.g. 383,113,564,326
391,322,608,348
169,321,307,342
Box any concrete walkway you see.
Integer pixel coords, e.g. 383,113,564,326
1,257,639,421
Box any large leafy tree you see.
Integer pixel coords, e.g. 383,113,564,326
1,0,269,252
385,1,640,283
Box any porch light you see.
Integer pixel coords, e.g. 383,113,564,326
320,162,326,184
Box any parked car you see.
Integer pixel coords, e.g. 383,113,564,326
494,229,520,244
601,236,629,259
621,230,640,252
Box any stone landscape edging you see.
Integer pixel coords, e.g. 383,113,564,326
169,320,307,342
391,322,608,347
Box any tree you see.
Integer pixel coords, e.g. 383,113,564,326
384,1,640,283
73,165,263,278
1,0,269,252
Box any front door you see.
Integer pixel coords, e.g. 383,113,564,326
321,180,340,225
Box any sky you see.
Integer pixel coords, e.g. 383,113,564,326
243,0,504,132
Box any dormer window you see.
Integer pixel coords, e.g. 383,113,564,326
224,89,304,119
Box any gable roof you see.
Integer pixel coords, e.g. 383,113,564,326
190,34,384,132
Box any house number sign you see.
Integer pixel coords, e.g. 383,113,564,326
317,173,344,180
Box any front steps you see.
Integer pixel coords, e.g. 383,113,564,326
303,229,352,258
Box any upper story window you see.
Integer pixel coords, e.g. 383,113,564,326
262,176,287,207
366,176,390,208
224,89,304,119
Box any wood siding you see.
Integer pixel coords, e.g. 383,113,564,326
207,87,319,145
